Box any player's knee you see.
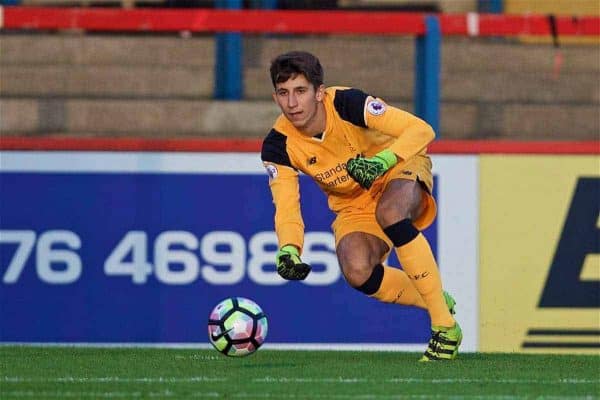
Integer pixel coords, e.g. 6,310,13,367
375,196,406,227
337,250,375,288
376,181,423,227
341,261,380,290
337,233,387,289
352,264,384,295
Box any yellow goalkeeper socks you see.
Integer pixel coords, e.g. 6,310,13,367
355,264,426,308
373,265,427,308
384,219,455,328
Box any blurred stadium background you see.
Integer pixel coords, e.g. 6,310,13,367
1,0,598,140
0,0,598,359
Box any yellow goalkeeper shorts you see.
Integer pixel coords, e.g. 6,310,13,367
331,153,437,250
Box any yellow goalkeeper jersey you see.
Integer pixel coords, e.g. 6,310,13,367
261,86,435,250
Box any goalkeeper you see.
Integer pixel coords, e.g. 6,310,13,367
261,51,461,361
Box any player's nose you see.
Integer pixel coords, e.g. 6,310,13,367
287,93,298,108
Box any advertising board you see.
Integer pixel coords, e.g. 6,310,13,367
0,151,478,351
479,155,599,354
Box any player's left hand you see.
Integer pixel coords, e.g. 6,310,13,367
276,245,311,280
346,149,398,189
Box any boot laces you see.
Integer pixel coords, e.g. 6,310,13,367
429,331,444,353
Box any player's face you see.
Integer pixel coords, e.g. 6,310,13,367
273,74,324,134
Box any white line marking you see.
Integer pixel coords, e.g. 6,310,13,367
0,342,434,352
223,396,518,400
3,376,597,385
173,354,222,360
252,376,599,385
2,392,597,400
1,392,142,398
2,376,225,383
0,152,265,174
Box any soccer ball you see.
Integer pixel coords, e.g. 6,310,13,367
207,297,268,357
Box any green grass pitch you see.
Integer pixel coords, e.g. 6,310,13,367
1,346,599,399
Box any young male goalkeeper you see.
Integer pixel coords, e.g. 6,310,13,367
261,51,462,361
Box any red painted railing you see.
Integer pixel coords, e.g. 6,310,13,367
1,137,598,154
1,7,599,36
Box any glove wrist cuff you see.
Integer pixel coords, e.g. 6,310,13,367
280,244,300,256
375,149,398,169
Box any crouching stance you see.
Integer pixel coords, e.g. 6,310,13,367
261,51,462,361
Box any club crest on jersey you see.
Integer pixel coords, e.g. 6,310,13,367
265,164,278,179
367,100,386,116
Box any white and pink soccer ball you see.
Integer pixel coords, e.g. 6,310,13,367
207,297,268,357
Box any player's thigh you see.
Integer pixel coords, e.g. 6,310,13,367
379,154,437,230
332,206,394,251
333,208,390,286
376,179,423,226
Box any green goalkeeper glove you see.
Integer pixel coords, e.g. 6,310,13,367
276,245,311,280
346,149,398,189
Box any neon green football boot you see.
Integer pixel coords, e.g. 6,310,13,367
419,322,462,361
419,291,462,361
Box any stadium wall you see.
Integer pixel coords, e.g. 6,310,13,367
1,8,599,141
0,140,597,354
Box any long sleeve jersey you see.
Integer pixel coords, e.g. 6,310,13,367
260,86,435,251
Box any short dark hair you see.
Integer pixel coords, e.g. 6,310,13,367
269,51,324,89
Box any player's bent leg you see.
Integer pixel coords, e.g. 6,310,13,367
336,232,426,308
384,222,463,360
337,231,462,360
377,179,462,360
377,180,455,326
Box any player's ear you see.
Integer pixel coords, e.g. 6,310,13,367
315,84,325,101
271,91,278,103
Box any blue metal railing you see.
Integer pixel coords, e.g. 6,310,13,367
214,0,243,100
415,15,440,134
215,0,277,100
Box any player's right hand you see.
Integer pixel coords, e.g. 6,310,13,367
276,245,311,280
346,149,398,189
